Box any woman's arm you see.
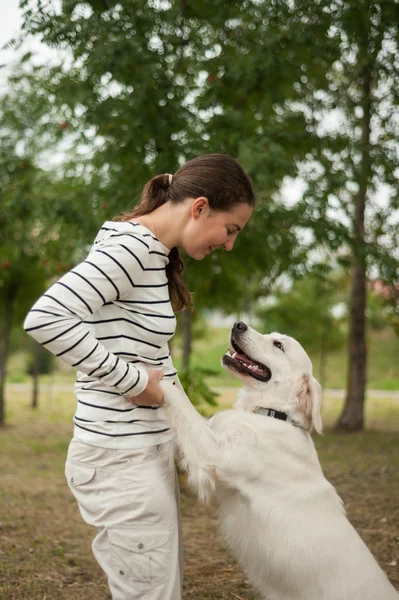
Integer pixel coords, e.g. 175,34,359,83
24,240,153,399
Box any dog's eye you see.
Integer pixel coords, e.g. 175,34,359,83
273,340,285,352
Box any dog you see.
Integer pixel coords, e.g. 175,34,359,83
161,322,399,600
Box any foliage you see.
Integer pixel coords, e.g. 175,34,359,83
191,0,399,275
178,367,219,413
367,288,393,331
18,0,310,316
187,0,399,427
0,65,93,315
26,341,54,376
14,0,399,429
19,0,203,206
0,64,98,422
368,281,399,336
257,272,346,355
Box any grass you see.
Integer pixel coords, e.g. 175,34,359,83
0,387,398,599
8,326,399,391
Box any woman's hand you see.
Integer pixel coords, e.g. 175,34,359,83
127,369,164,406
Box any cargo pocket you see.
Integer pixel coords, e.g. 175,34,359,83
109,528,170,591
65,461,99,525
65,461,96,488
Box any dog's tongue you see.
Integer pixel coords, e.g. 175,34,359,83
229,349,258,367
226,348,270,378
235,351,250,362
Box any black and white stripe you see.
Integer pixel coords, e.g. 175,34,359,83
24,221,178,449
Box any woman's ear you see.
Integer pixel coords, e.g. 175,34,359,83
297,374,323,434
191,196,209,219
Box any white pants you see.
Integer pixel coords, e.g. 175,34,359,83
65,439,183,600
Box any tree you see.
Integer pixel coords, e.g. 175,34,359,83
26,339,55,409
19,0,202,205
194,0,399,429
19,1,398,430
257,272,346,388
0,143,48,423
0,67,92,423
293,0,399,430
19,0,307,370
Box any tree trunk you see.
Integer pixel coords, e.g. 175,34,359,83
0,319,11,426
336,59,372,431
0,286,16,426
319,322,327,390
181,308,192,372
31,343,41,409
337,260,367,430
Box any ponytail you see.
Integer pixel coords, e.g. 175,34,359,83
166,247,190,312
115,173,191,312
121,173,171,218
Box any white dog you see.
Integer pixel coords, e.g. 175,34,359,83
161,322,398,600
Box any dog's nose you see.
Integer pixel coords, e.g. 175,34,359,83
233,321,247,332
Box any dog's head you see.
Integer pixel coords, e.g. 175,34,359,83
221,322,323,433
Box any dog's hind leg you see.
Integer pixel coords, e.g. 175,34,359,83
161,379,219,502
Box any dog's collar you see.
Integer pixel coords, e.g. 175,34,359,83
252,406,307,430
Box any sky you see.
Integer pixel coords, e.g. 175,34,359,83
0,0,23,77
0,0,55,89
0,0,22,48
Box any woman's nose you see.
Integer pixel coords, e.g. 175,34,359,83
223,239,235,251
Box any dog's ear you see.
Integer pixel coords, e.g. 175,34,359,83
297,374,323,434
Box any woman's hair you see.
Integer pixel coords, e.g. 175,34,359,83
116,153,256,311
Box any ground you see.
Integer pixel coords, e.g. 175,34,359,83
0,389,398,599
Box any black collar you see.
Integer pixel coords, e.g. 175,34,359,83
252,406,307,430
253,407,288,420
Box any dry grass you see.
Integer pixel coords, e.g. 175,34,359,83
0,387,398,599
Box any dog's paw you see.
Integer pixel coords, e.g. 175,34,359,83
187,464,216,504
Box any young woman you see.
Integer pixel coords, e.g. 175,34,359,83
24,153,255,600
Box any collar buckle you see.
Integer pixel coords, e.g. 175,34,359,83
252,406,307,430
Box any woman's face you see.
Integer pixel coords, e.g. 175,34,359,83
182,198,253,261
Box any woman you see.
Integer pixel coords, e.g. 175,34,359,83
24,153,255,600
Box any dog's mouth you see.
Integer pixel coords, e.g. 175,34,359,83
222,338,272,382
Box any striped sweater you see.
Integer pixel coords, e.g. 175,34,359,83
24,221,178,448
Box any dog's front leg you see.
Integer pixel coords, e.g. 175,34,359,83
161,379,219,502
